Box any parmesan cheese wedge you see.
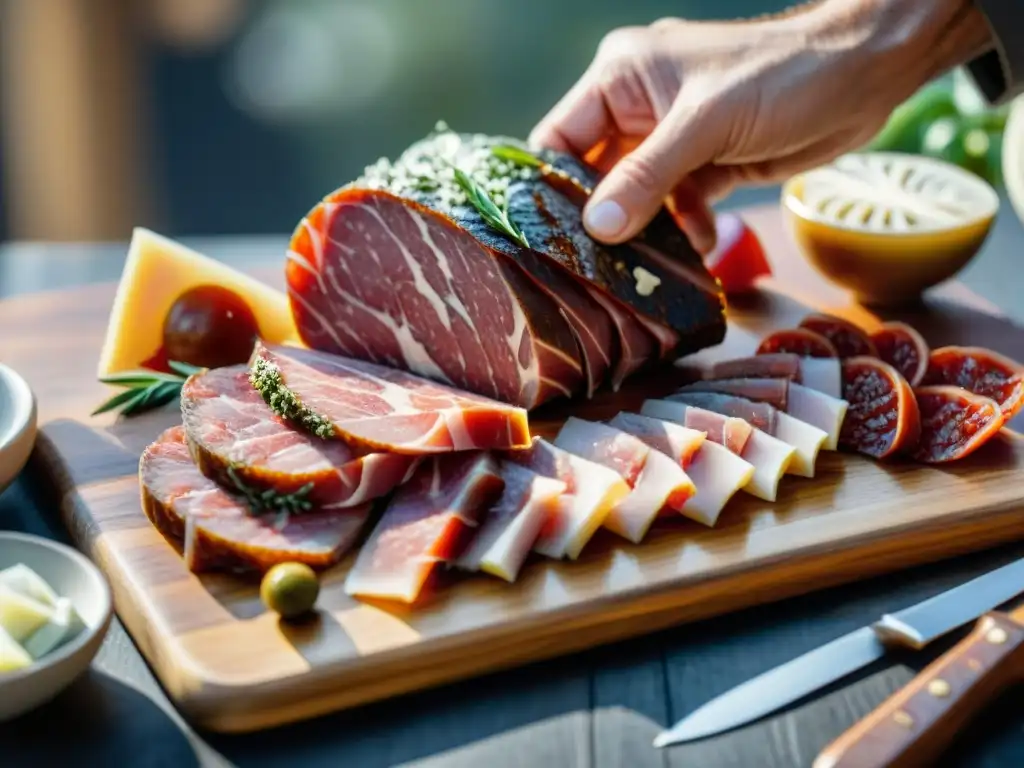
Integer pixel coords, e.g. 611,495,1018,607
97,228,301,377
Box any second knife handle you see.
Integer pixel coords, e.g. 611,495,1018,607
813,612,1024,768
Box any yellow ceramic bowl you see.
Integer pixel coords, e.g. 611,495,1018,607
782,152,999,305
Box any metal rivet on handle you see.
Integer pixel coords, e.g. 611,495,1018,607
987,627,1009,645
893,710,914,728
927,679,951,698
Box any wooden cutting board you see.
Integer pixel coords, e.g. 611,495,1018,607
7,207,1024,735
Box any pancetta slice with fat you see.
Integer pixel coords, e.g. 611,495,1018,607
344,452,504,604
640,398,752,455
668,391,824,479
679,376,848,451
642,400,793,502
250,342,531,453
506,437,629,560
455,462,565,582
554,418,694,543
182,366,417,508
140,427,369,573
607,412,752,525
702,353,802,382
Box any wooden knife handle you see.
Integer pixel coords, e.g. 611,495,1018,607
813,612,1024,768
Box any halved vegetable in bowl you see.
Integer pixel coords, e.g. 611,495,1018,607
781,151,999,305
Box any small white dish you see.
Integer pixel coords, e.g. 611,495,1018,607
0,363,37,495
0,532,113,720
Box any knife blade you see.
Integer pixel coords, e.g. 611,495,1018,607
813,602,1024,768
654,556,1024,748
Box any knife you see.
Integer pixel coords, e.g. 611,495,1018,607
813,604,1024,768
653,556,1024,748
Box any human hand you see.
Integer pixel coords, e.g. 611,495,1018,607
529,0,992,254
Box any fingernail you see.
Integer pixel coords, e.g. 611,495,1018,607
584,199,628,240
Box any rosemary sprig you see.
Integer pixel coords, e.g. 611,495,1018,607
491,144,544,169
226,466,315,516
92,360,204,417
451,166,531,249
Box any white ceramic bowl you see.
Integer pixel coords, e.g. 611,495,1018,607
0,532,113,720
0,363,37,495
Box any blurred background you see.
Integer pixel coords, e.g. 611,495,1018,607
0,0,1011,245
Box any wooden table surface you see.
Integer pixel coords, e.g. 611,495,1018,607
4,193,1024,767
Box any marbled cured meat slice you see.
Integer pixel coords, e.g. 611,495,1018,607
251,342,531,454
667,391,823,478
455,462,565,582
585,288,660,390
607,412,753,526
758,328,838,358
871,321,929,386
344,452,504,603
641,400,794,501
554,418,694,543
506,437,629,560
140,427,369,573
920,346,1024,420
840,357,921,459
287,188,583,409
289,131,727,403
704,353,802,382
681,377,847,450
181,366,416,508
911,385,1005,463
640,398,752,455
799,314,877,358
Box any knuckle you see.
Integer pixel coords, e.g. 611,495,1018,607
649,16,681,33
596,26,645,60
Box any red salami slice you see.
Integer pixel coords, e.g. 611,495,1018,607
839,357,920,459
870,321,929,386
799,314,877,358
757,328,837,358
911,385,1004,463
921,346,1024,420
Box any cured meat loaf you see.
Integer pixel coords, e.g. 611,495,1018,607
140,427,370,573
181,366,417,508
250,342,531,453
287,128,726,408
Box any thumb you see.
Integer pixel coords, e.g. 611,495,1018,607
582,104,715,244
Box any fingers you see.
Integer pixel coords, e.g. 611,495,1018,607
582,101,717,245
528,67,614,157
668,182,718,255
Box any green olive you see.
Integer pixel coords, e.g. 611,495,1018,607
260,562,320,619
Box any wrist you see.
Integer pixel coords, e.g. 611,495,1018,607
808,0,994,100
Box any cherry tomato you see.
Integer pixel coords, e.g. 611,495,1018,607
704,212,772,294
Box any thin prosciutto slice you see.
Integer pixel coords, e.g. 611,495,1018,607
181,366,417,508
642,400,793,502
608,412,752,525
703,353,802,382
554,417,695,543
506,437,629,560
344,452,504,603
683,376,847,451
251,342,531,453
140,427,371,574
455,462,565,582
668,391,824,479
639,398,752,455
